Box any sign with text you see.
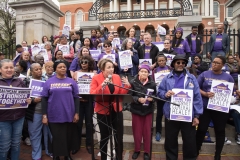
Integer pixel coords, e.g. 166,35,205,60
103,54,115,62
164,54,175,66
207,80,234,113
119,50,133,69
170,89,193,122
77,72,94,94
58,45,70,55
62,24,71,38
38,49,49,62
112,38,120,48
0,86,31,109
29,79,45,97
90,50,101,61
152,42,164,51
31,44,42,57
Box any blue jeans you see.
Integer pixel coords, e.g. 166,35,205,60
0,117,25,160
28,113,52,160
211,51,225,61
230,110,240,133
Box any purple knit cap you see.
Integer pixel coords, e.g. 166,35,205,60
139,65,151,73
175,27,183,34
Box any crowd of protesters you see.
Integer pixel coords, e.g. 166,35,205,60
0,24,240,160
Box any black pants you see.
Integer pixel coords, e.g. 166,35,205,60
97,110,123,160
77,101,92,147
156,100,165,134
196,108,229,157
165,119,197,160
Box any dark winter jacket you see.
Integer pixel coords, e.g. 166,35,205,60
158,48,177,55
137,43,159,65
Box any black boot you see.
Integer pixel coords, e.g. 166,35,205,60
53,156,60,160
71,149,79,155
214,155,221,160
144,153,150,160
64,155,73,160
132,151,140,159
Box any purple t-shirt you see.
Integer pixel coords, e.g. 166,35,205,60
144,45,151,59
197,71,234,107
173,40,191,55
191,35,197,55
213,34,223,52
155,66,170,73
69,57,80,71
41,76,79,123
131,38,136,44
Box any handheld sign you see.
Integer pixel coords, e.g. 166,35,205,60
143,88,154,106
152,42,164,51
154,72,169,91
207,80,234,113
31,44,42,57
38,49,49,62
90,50,101,61
77,72,94,94
58,45,70,55
62,24,71,38
29,79,45,97
23,47,28,51
238,75,240,90
0,86,31,109
103,54,115,62
119,50,133,69
112,38,120,48
164,54,175,66
170,89,193,122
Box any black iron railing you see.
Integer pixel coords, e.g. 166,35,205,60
97,8,182,21
0,39,16,59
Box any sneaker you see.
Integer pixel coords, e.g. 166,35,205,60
24,137,31,146
224,137,231,145
155,132,161,141
235,134,240,145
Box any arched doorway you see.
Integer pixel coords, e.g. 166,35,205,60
117,26,126,40
145,25,156,41
198,23,205,35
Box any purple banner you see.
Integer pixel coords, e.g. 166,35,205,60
0,86,31,109
29,79,45,97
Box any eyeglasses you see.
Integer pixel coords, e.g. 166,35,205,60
176,61,186,65
81,60,89,64
164,43,170,44
212,61,222,65
104,45,111,48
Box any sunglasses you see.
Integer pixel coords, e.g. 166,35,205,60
104,45,111,48
176,61,186,65
81,60,89,64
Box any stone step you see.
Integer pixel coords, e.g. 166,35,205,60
81,135,240,154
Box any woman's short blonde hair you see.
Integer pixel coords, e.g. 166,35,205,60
98,58,114,71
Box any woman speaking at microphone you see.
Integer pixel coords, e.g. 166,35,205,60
90,58,131,160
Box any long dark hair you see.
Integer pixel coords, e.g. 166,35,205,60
78,55,95,72
172,32,183,48
82,37,94,49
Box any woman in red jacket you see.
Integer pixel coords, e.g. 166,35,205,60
90,58,131,160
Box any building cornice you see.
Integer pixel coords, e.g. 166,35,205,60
59,0,94,5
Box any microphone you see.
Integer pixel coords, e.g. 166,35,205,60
102,75,112,89
108,75,112,82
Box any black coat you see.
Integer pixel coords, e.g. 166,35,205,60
130,75,156,116
158,48,177,55
137,43,159,65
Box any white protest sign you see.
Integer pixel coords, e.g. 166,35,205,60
58,45,70,55
77,72,94,94
238,75,240,90
103,54,115,62
164,54,175,66
170,89,193,122
31,44,42,57
207,80,234,113
62,24,71,38
38,49,49,62
119,50,133,69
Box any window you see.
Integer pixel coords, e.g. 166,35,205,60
65,11,71,26
159,2,167,9
146,3,154,10
227,7,233,17
173,2,181,8
213,1,219,17
133,4,140,10
76,10,84,25
193,4,200,15
120,5,127,11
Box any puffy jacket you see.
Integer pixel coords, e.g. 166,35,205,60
130,75,156,116
158,70,203,119
0,76,26,121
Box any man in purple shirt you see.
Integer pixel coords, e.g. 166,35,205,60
185,26,203,60
207,25,230,61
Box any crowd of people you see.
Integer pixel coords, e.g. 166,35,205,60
0,24,239,160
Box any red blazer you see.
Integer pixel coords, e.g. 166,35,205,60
90,73,131,115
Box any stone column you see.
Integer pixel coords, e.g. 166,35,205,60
141,0,145,10
15,21,25,44
205,0,209,16
110,1,113,12
210,0,213,16
169,0,173,9
34,20,48,42
201,0,205,16
189,0,193,8
155,0,159,10
127,0,131,11
114,0,119,11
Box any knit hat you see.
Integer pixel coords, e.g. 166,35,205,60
170,55,188,68
139,64,151,73
175,27,183,35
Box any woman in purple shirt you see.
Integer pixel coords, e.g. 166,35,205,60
41,60,80,160
172,28,191,59
91,29,101,49
126,27,140,50
196,56,234,160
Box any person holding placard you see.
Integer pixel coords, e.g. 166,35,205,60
13,44,24,66
25,63,53,159
41,60,80,160
158,39,177,55
152,54,171,141
137,32,159,70
0,59,31,160
189,55,208,77
19,51,33,70
53,50,71,78
171,28,191,59
90,58,131,160
158,55,203,160
55,35,74,63
119,38,139,80
196,55,234,160
130,65,156,160
44,41,53,61
91,29,101,49
226,55,239,81
73,55,95,155
126,27,140,50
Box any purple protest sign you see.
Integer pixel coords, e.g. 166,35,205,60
119,50,133,69
90,50,101,61
170,89,193,122
29,79,45,97
207,80,234,113
0,86,31,110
